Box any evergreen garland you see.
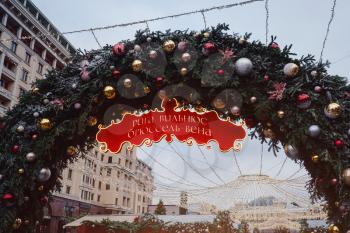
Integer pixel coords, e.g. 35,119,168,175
0,24,349,232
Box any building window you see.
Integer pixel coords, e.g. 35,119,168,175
97,195,101,202
106,184,110,190
67,169,72,180
10,42,17,53
108,156,112,163
21,69,29,83
118,158,121,165
98,181,101,190
115,198,118,205
101,154,104,162
92,179,95,187
37,63,43,74
107,168,111,176
19,88,25,96
25,52,31,64
66,186,71,194
91,193,94,201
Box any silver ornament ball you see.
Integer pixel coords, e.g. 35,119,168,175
230,106,241,116
33,112,40,118
235,58,253,77
43,99,50,104
38,168,51,182
72,83,78,89
149,50,158,59
311,70,318,77
25,152,37,162
16,125,25,133
308,125,321,138
146,37,152,42
74,103,81,109
284,144,299,160
123,78,132,88
134,44,142,52
250,96,257,104
181,53,191,63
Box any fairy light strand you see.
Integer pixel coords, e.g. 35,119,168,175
319,0,337,62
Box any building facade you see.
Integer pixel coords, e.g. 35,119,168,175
47,145,154,233
0,0,74,116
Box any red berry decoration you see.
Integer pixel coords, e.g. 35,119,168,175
3,193,15,207
264,74,269,81
335,139,344,149
155,76,164,87
112,43,125,56
12,145,20,154
112,68,121,78
217,69,225,76
40,196,48,205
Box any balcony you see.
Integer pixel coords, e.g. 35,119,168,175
0,86,12,101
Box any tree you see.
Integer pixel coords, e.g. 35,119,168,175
154,199,166,215
237,220,250,233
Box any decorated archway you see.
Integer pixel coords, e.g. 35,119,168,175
0,24,349,232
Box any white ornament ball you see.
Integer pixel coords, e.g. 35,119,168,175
149,50,158,59
33,112,40,118
283,63,299,77
43,99,50,104
250,96,257,104
146,37,152,42
235,58,253,77
38,168,51,182
72,83,78,89
311,70,318,77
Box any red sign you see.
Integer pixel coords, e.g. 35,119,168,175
96,98,246,153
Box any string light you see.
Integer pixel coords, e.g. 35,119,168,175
90,29,102,48
319,0,337,62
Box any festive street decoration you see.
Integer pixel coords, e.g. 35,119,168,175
96,98,246,153
0,24,350,232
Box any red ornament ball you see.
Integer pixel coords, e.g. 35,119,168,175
32,134,38,141
155,76,164,86
335,139,344,149
40,196,48,205
314,86,322,93
80,70,90,81
270,42,279,49
297,93,310,103
202,42,216,55
330,178,338,186
112,68,121,78
3,193,13,200
217,69,225,76
12,145,20,154
264,74,269,81
112,43,125,56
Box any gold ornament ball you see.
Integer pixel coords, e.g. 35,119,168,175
18,168,24,174
277,110,285,118
212,98,226,110
238,37,246,45
67,146,78,156
163,40,176,53
132,59,143,72
13,218,22,229
203,32,210,38
311,154,319,163
250,96,257,104
283,63,299,77
87,116,98,126
342,168,350,186
38,185,44,191
195,105,206,113
325,103,342,119
334,201,340,207
180,67,188,76
328,224,340,233
263,128,276,139
144,86,151,94
39,118,52,131
103,86,116,99
32,87,40,94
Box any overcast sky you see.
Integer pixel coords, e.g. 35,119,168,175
31,0,350,205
